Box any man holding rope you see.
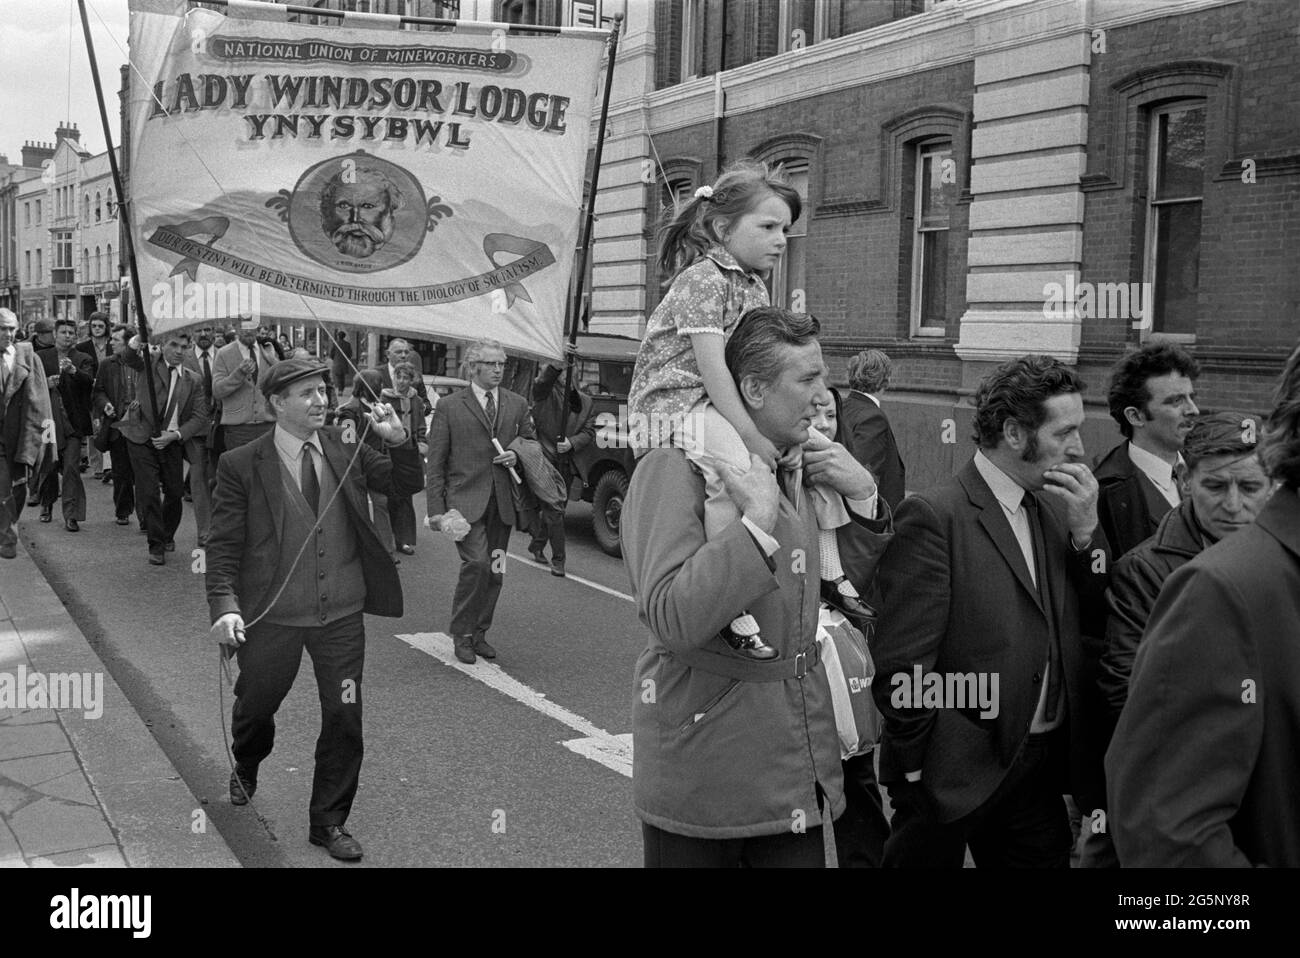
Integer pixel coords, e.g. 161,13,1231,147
206,358,424,861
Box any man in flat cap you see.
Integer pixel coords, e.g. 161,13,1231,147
205,358,425,862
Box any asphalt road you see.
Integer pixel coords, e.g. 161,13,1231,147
20,468,646,867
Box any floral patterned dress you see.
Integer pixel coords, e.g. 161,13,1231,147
628,247,769,453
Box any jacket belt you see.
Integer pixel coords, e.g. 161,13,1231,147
673,641,822,683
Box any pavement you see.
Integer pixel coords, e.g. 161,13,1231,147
0,519,239,869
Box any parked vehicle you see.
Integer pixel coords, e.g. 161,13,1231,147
565,333,641,557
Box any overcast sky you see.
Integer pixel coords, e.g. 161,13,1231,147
0,0,131,165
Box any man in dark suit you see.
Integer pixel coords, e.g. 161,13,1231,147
872,355,1111,867
1107,344,1300,866
841,348,906,511
527,355,596,577
207,359,421,862
36,318,96,531
0,308,53,559
91,326,141,528
118,331,209,565
426,338,535,664
181,325,218,545
372,337,430,409
211,325,280,451
1094,343,1200,560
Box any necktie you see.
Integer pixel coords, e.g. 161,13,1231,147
484,390,497,430
251,347,259,385
1022,493,1062,722
163,365,180,429
301,443,320,515
201,352,212,397
1173,460,1189,502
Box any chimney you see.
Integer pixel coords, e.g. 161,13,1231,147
22,140,55,169
56,121,81,145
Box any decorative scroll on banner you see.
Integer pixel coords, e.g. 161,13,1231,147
127,0,607,359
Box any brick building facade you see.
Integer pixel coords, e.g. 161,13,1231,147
586,0,1300,491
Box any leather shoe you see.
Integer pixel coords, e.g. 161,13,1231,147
472,634,497,659
115,516,130,526
148,553,165,566
453,635,476,664
164,540,175,552
39,509,52,523
65,518,80,532
309,824,363,861
0,543,16,560
398,544,415,555
229,765,257,805
550,559,566,578
529,546,546,564
720,615,779,660
820,578,879,633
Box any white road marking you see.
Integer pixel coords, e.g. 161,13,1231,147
394,631,633,778
505,550,635,604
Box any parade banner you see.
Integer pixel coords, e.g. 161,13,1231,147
127,0,607,359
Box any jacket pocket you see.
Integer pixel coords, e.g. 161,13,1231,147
677,679,741,734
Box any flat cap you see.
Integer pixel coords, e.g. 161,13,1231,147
34,318,55,333
259,357,328,400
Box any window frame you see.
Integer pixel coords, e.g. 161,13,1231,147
769,160,809,311
1141,99,1205,344
909,138,954,338
777,0,828,54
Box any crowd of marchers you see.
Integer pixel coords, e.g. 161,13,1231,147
2,295,1296,868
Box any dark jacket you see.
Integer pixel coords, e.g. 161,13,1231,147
871,458,1112,821
531,362,595,477
1106,488,1300,867
1094,441,1175,560
1098,499,1205,718
75,337,111,372
840,390,906,511
205,425,424,624
1,341,53,473
425,385,534,526
36,345,96,440
117,343,209,445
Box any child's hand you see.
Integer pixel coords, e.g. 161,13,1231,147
743,432,780,472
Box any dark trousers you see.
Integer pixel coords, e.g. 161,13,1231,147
39,434,86,522
388,494,417,549
642,822,826,868
126,439,184,556
108,432,138,521
222,421,273,451
528,502,566,562
450,494,511,638
231,611,365,827
835,750,890,867
883,731,1072,868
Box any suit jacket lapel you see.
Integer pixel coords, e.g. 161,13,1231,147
463,387,492,435
255,433,289,549
961,461,1045,613
4,349,28,402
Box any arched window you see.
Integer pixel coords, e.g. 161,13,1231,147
81,247,89,280
95,192,102,223
95,246,102,282
106,243,113,276
106,189,115,218
83,194,90,222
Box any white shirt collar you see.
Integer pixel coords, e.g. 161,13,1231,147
1127,441,1182,491
194,344,211,360
273,424,323,461
470,381,496,406
973,449,1027,514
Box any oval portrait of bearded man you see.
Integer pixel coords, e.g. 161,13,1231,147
287,151,428,274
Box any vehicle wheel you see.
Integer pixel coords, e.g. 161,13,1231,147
591,470,628,557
